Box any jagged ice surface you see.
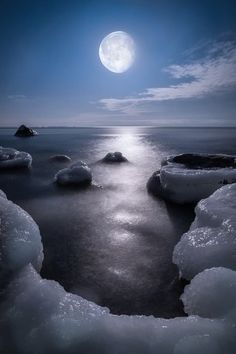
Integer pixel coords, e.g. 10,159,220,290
173,183,236,280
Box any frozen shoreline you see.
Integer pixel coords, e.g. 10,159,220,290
1,183,236,353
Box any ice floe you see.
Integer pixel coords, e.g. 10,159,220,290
54,161,92,186
147,153,236,204
0,146,32,169
173,183,236,280
0,188,236,354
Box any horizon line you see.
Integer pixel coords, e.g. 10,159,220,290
0,125,236,129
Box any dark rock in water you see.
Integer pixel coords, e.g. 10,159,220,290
49,155,71,163
102,152,128,163
171,153,236,169
15,125,38,137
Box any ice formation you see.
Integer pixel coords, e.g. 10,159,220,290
147,153,236,204
173,183,236,280
54,161,92,186
181,267,236,318
0,146,32,169
0,187,236,353
0,192,43,285
102,151,128,163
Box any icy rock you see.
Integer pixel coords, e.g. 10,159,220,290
49,155,71,163
0,146,32,169
0,191,43,284
181,267,236,319
102,151,128,163
15,124,38,137
173,183,236,279
55,161,92,186
148,153,236,204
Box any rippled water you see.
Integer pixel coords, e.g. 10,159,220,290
0,127,235,317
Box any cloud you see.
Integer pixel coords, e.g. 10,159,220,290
99,40,236,113
8,95,28,102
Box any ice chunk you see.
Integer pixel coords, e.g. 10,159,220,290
181,267,236,319
173,184,236,279
54,161,92,186
148,153,236,204
102,151,128,163
0,191,43,284
0,146,32,169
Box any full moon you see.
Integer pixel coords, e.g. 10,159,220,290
99,31,135,73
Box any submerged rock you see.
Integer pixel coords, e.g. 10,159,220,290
15,124,38,137
54,160,92,186
148,153,236,204
49,155,71,163
102,151,128,163
0,146,32,169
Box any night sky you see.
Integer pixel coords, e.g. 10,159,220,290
0,0,236,127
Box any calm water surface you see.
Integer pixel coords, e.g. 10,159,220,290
0,127,235,317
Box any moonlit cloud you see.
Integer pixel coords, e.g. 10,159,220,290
8,95,27,101
100,40,236,113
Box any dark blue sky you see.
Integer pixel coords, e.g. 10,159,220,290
0,0,236,126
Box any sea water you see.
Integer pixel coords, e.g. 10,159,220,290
0,127,235,317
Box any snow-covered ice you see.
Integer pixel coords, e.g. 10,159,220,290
0,146,32,169
147,153,236,204
54,161,92,186
181,267,236,318
0,188,236,354
173,183,236,279
0,192,43,285
1,264,235,354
